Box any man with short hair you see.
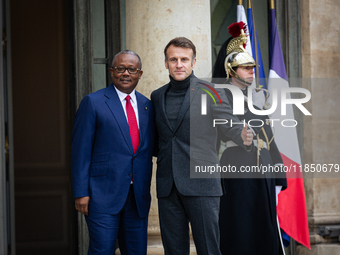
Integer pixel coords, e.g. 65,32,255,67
151,37,253,254
72,50,155,255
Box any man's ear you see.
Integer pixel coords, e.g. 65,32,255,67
138,70,143,79
191,58,197,68
164,59,169,69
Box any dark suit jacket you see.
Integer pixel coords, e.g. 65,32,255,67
71,84,155,218
151,75,250,198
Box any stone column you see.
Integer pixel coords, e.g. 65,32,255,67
298,0,340,254
125,0,212,253
125,0,212,96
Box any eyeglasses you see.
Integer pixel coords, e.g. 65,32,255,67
112,66,141,74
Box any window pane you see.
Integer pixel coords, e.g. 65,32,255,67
93,64,107,92
93,0,106,58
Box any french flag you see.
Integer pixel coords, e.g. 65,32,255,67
237,4,253,58
237,3,259,90
268,7,311,249
247,7,267,90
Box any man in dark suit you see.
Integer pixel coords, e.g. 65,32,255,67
71,50,155,255
151,37,253,255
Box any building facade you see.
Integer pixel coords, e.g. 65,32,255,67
0,0,339,254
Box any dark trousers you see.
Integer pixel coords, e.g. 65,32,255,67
85,185,148,255
158,184,221,255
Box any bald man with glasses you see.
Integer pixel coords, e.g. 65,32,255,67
72,50,155,255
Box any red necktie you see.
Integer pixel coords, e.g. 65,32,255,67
125,95,140,153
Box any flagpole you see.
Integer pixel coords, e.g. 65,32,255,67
270,0,274,9
249,0,259,88
239,0,242,5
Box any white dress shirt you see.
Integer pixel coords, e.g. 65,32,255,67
114,86,139,127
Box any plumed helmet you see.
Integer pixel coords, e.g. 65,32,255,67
224,22,257,83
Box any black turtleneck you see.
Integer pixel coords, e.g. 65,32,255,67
165,72,193,129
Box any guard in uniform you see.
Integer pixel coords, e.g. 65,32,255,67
215,22,287,255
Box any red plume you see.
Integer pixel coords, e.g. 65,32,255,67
227,21,248,37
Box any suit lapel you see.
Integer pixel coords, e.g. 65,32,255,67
136,91,147,154
158,83,173,132
105,84,134,154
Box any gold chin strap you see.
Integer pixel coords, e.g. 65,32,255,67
225,52,238,80
225,52,254,86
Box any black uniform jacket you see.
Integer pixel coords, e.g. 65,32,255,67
219,86,287,255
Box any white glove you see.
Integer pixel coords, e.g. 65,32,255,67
252,88,266,109
275,186,282,206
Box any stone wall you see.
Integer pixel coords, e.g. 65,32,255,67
299,0,340,254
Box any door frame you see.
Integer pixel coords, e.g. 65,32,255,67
72,0,121,253
0,0,15,254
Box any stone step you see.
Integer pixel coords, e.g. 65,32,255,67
115,245,197,255
115,236,197,255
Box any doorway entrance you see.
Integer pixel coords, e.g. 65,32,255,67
1,0,122,254
9,0,75,254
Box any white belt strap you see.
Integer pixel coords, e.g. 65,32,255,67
226,140,239,148
226,140,268,149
